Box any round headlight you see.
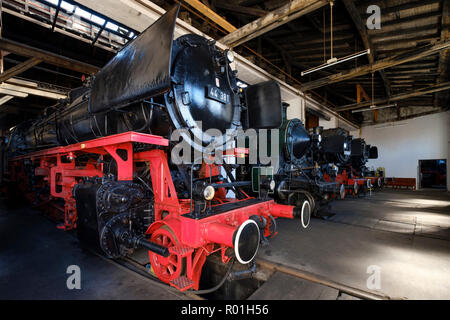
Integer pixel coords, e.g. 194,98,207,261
300,200,311,229
203,185,215,201
226,50,234,63
269,180,276,191
343,142,347,149
234,220,260,264
340,184,346,199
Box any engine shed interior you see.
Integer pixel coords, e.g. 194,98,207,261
0,0,449,304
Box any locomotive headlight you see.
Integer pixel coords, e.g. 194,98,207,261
203,185,215,201
226,49,234,63
234,220,260,264
340,184,346,199
269,180,276,191
343,142,348,149
318,134,322,143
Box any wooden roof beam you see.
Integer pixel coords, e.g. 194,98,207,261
0,83,66,100
300,39,450,91
0,88,28,98
381,11,442,28
435,0,450,107
0,38,100,74
214,1,267,17
377,0,440,15
219,0,328,48
342,0,390,98
0,95,14,106
181,0,237,32
0,57,42,83
338,82,450,111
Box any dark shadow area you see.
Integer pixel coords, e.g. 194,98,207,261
419,159,447,190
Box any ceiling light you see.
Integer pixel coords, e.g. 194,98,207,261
352,103,397,113
301,49,370,76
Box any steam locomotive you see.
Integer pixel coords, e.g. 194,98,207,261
237,104,345,218
5,5,310,292
318,128,381,196
3,5,383,293
236,112,382,217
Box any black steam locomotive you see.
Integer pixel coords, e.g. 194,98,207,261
3,4,382,292
4,5,310,292
237,110,382,216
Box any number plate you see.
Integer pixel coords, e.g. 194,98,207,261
206,85,230,104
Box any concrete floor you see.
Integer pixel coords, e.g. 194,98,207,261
258,189,450,299
0,202,185,300
1,189,449,299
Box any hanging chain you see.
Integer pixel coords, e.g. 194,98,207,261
330,0,334,59
323,7,326,63
371,72,374,106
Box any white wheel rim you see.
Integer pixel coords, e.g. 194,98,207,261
234,220,260,264
301,201,311,229
340,185,346,199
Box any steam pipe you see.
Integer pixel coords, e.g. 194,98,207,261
270,203,296,219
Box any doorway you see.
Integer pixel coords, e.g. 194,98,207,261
419,159,447,190
305,111,319,130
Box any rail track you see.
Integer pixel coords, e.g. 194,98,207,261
27,203,395,301
86,243,393,300
255,259,392,300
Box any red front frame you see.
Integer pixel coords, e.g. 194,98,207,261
9,131,297,291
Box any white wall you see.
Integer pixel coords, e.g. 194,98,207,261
359,111,450,190
286,97,305,122
320,116,338,130
320,115,359,132
447,112,450,191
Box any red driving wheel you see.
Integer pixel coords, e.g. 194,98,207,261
149,226,183,283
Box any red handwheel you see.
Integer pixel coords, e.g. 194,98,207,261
148,225,184,283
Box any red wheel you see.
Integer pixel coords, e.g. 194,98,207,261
149,226,183,283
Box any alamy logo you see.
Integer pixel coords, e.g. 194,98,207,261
66,265,81,290
366,265,381,290
170,122,280,172
366,5,381,30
